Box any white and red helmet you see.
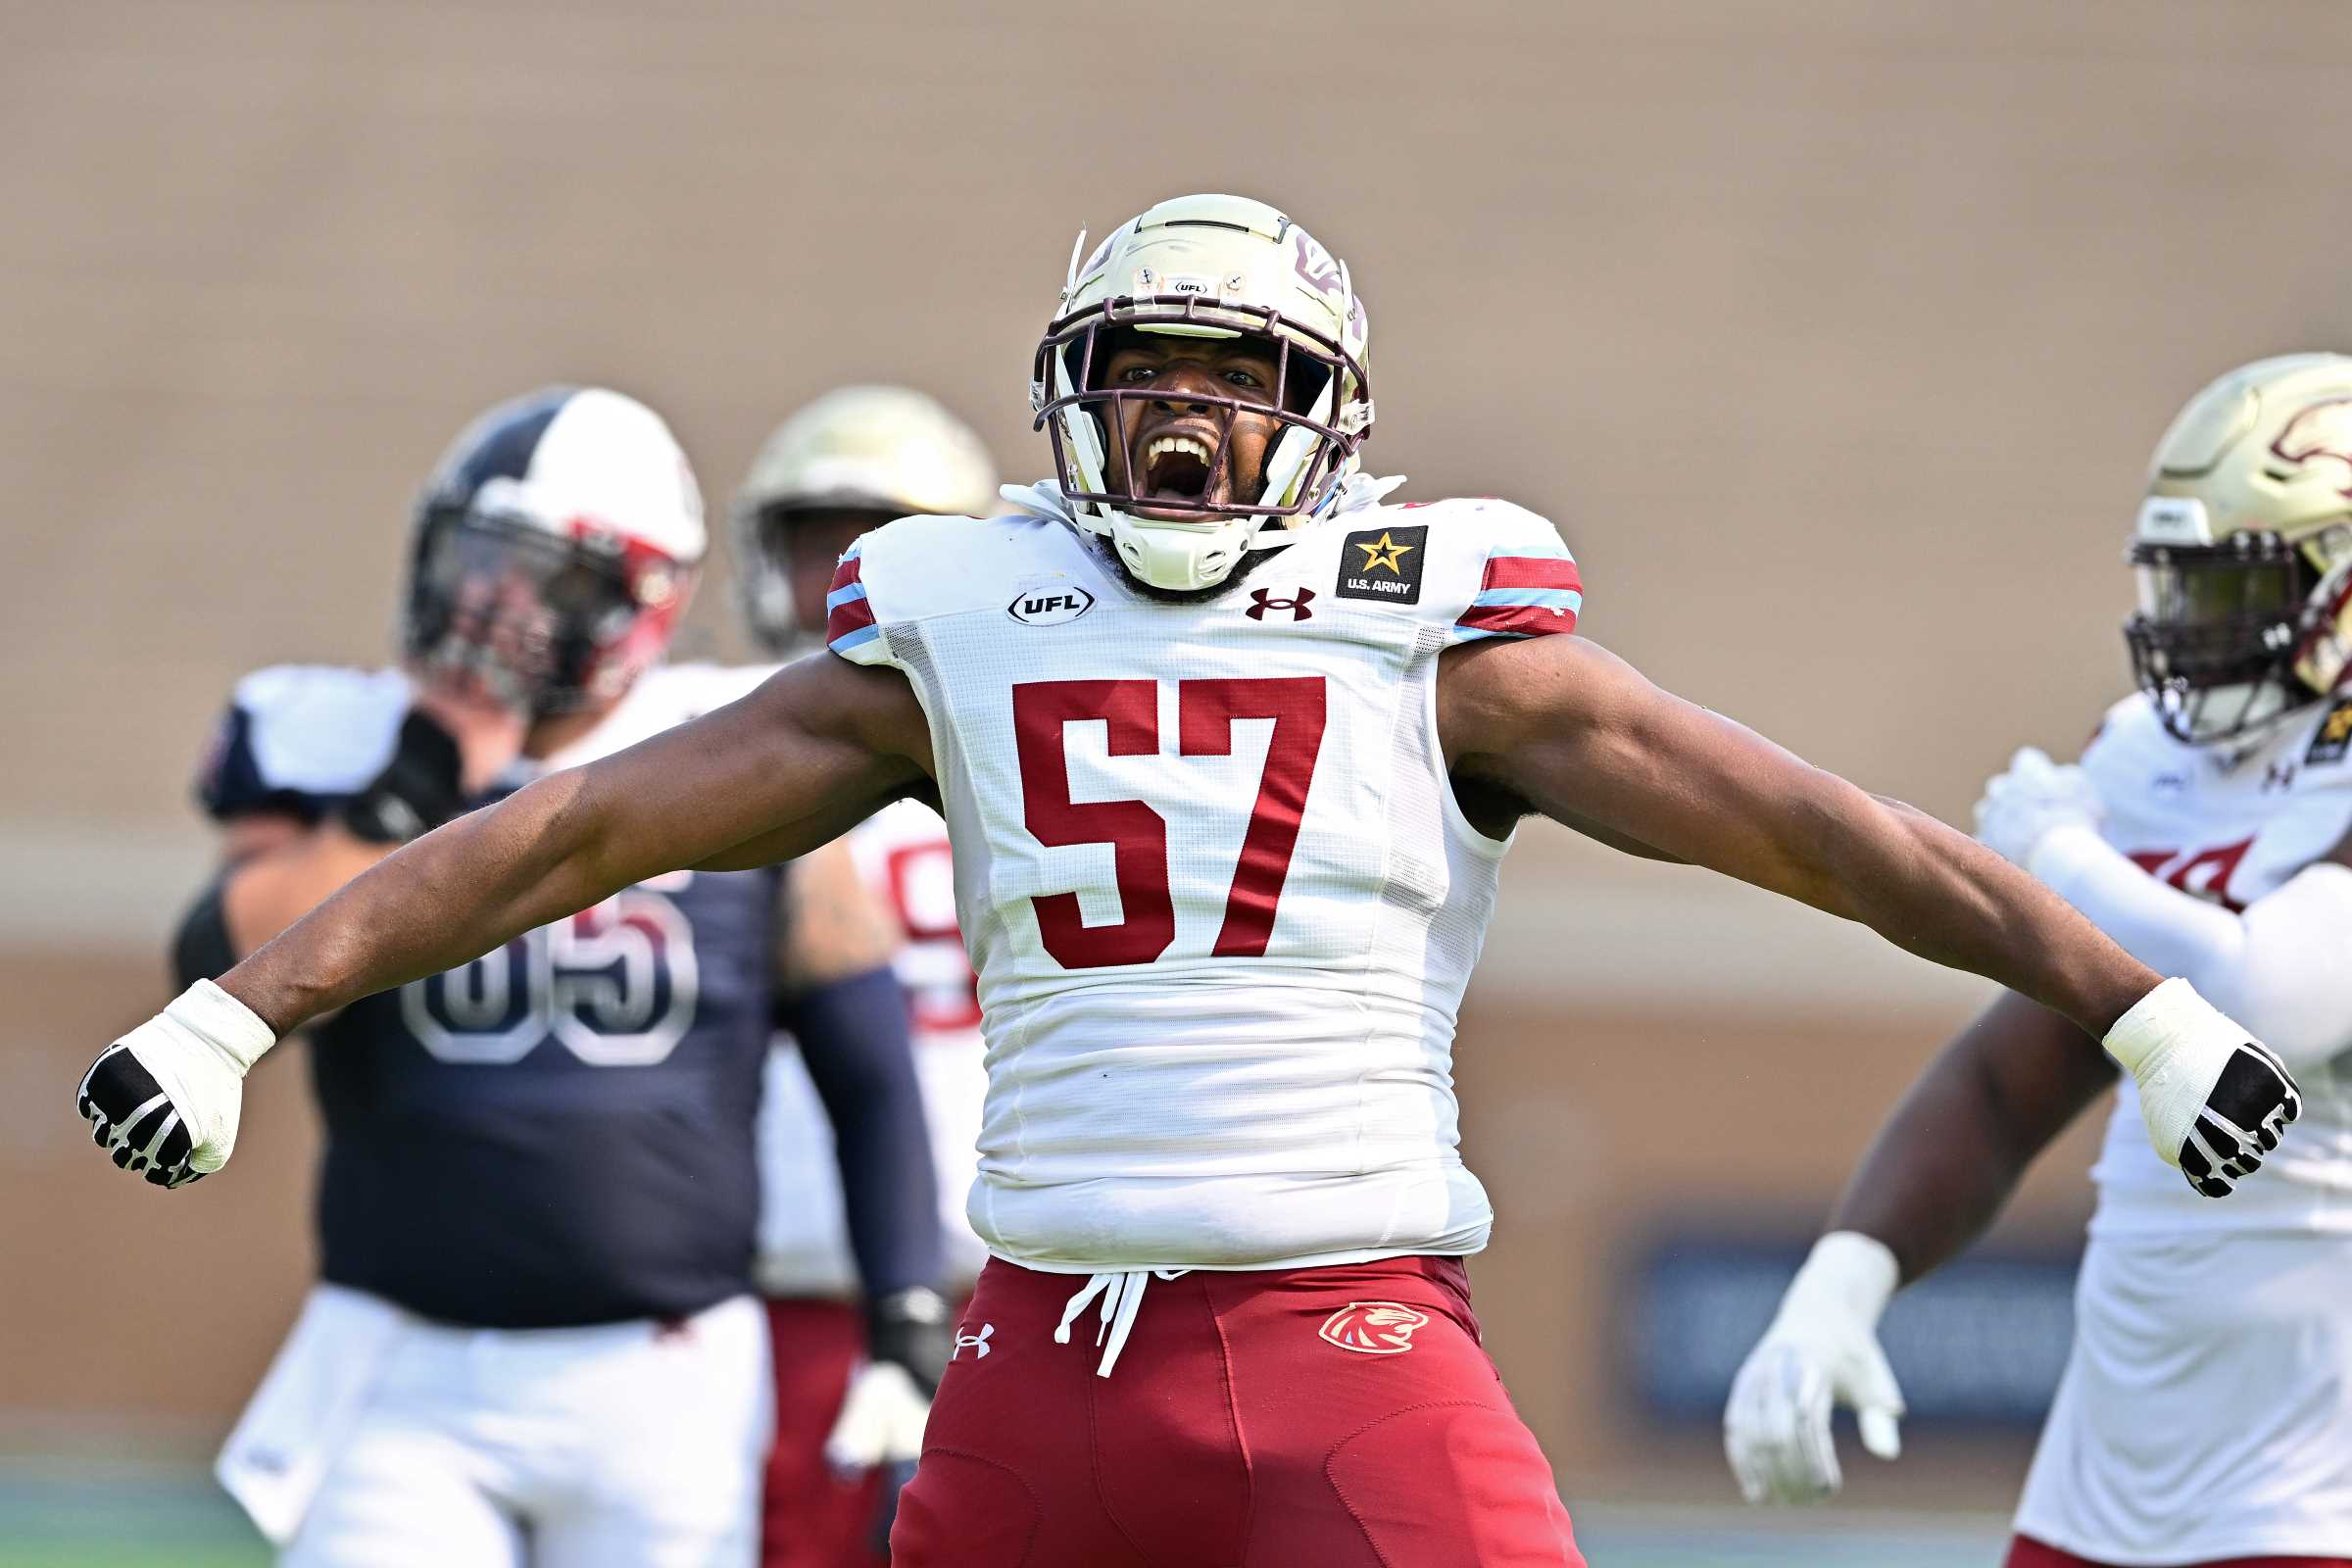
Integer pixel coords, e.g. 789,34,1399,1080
404,386,706,713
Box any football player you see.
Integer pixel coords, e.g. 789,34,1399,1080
1725,354,2352,1568
730,385,997,1568
172,386,946,1568
83,200,2304,1568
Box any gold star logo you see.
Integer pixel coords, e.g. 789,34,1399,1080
1353,530,1414,576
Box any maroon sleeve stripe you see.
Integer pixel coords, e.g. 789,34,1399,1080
1455,602,1580,638
1480,555,1582,593
826,597,878,643
831,555,863,591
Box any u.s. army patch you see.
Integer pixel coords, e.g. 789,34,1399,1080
2307,697,2352,765
1336,524,1428,606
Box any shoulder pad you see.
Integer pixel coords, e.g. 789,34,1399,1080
196,664,411,822
2076,693,2174,790
826,513,1093,666
1325,497,1580,643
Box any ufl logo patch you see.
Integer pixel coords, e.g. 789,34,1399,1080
1318,1300,1431,1355
1336,524,1427,606
1007,585,1096,626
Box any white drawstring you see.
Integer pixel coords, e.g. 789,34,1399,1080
1053,1269,1189,1378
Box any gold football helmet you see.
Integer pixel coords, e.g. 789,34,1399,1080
2127,353,2352,744
1033,194,1372,592
730,385,997,650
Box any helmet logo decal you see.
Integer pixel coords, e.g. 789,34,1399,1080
1293,232,1346,302
1318,1300,1431,1355
2270,398,2352,496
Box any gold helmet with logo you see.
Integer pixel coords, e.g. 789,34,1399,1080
731,385,997,651
1032,194,1372,592
2127,353,2352,744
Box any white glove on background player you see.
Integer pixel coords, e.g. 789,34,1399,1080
825,1360,933,1472
1724,1232,1903,1504
76,981,276,1187
1973,746,2104,866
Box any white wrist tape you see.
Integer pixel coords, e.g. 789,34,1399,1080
2103,978,2235,1167
163,979,278,1077
1780,1231,1899,1331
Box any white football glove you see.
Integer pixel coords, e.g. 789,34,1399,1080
823,1361,932,1472
1724,1232,1904,1505
1974,746,2104,866
75,981,275,1188
2108,978,2300,1197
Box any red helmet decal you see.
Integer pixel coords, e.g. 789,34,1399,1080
1317,1300,1431,1355
2270,398,2352,497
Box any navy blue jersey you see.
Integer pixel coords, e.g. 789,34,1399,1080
201,663,782,1329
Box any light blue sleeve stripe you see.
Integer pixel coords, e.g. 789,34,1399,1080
1446,625,1514,644
1488,540,1573,562
826,582,870,612
840,540,863,562
1471,587,1583,612
828,623,883,654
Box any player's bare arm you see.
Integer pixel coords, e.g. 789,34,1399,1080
1439,632,2159,1036
227,652,928,1036
777,835,907,991
1830,993,2114,1284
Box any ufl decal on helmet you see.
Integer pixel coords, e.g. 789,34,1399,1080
2126,354,2352,745
404,387,706,716
1032,194,1373,593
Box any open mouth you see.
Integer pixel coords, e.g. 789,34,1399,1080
1132,426,1226,514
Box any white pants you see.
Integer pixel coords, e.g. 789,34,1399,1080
222,1286,771,1568
2015,1229,2352,1565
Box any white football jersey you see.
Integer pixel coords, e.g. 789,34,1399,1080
756,798,993,1296
2014,689,2352,1564
825,494,1582,1273
2079,691,2352,1240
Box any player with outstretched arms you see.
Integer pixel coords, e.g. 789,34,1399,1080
1726,355,2352,1568
730,386,998,1567
172,387,946,1568
83,199,2303,1567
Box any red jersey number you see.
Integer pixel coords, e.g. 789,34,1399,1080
1011,676,1329,969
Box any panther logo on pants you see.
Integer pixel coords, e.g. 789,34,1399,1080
1318,1300,1431,1355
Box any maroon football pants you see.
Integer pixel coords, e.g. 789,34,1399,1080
890,1254,1584,1568
2008,1536,2352,1568
761,1298,887,1568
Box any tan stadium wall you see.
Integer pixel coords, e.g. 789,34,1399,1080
7,0,2349,1511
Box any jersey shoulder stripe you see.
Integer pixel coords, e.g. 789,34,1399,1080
826,547,880,660
1361,497,1580,644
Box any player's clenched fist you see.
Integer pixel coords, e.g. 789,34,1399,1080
75,981,276,1188
2106,978,2300,1198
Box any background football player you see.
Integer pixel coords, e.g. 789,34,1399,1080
81,200,2301,1568
1725,353,2352,1568
169,385,946,1568
730,385,997,1568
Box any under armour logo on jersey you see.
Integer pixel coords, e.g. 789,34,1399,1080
953,1323,994,1361
2265,760,2297,793
1246,587,1315,621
